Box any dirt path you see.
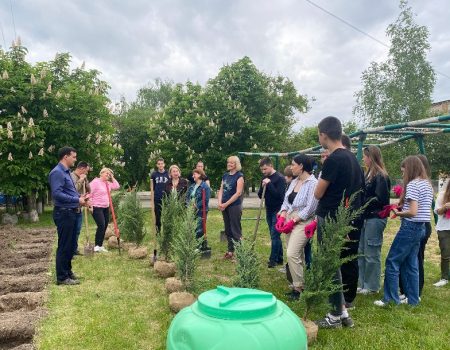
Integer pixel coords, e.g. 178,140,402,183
0,226,54,350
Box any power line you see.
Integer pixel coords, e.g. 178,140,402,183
304,0,450,80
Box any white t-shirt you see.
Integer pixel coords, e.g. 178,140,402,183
403,179,433,223
435,190,450,231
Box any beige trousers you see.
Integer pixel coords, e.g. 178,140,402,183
285,213,312,288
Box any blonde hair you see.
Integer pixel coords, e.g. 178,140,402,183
99,167,114,176
168,165,181,177
227,156,242,171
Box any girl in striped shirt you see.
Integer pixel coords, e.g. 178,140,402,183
375,156,433,306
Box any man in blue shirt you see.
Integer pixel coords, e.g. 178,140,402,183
49,146,88,285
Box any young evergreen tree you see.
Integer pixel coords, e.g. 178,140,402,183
160,191,185,260
171,205,201,292
118,191,146,246
302,193,367,319
234,240,260,289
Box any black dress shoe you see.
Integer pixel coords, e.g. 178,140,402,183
267,261,277,268
56,278,80,286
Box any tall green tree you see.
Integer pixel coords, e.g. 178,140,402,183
353,0,436,178
146,57,309,187
116,80,174,187
0,42,120,213
354,0,435,126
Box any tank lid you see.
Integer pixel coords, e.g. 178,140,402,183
196,286,278,320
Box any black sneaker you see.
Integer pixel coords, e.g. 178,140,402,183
267,261,277,268
315,314,342,329
341,315,354,328
69,272,79,280
56,278,80,286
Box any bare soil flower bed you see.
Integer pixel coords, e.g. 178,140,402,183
0,226,54,350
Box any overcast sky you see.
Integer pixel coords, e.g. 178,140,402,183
0,0,449,128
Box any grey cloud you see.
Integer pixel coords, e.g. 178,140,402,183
0,0,448,128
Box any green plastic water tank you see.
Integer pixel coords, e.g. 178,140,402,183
167,285,307,350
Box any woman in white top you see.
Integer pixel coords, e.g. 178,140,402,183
433,179,450,287
277,154,318,300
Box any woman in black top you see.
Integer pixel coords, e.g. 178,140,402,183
358,146,391,294
164,165,188,197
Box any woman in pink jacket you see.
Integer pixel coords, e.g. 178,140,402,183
89,167,120,252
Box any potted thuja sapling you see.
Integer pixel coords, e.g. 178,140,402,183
154,191,183,279
167,204,199,313
117,190,148,259
301,194,367,344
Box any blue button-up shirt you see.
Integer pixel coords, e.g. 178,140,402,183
49,163,80,208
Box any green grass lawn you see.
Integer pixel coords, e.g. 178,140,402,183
31,209,450,350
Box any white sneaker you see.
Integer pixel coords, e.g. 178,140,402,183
400,296,421,304
399,294,407,301
99,246,108,253
356,287,363,293
94,245,101,252
374,300,387,307
433,279,448,287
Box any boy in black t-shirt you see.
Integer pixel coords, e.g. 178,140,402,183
151,158,169,233
314,116,364,329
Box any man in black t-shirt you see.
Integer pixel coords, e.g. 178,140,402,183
151,158,169,233
257,157,286,268
314,116,364,329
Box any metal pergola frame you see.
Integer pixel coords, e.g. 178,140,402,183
238,114,450,167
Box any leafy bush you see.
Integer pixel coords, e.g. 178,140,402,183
117,191,146,246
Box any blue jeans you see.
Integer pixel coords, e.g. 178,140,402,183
73,212,83,254
53,208,78,281
358,217,387,291
266,209,283,264
383,220,425,305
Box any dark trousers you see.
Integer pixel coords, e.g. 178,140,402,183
73,212,83,254
222,204,242,252
53,208,77,282
437,230,450,279
92,207,110,247
317,216,344,316
400,222,431,296
266,209,283,264
340,235,360,304
304,240,312,269
155,199,163,234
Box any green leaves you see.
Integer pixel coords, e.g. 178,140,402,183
354,0,435,127
0,44,121,198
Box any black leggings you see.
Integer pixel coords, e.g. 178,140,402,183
92,207,110,247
